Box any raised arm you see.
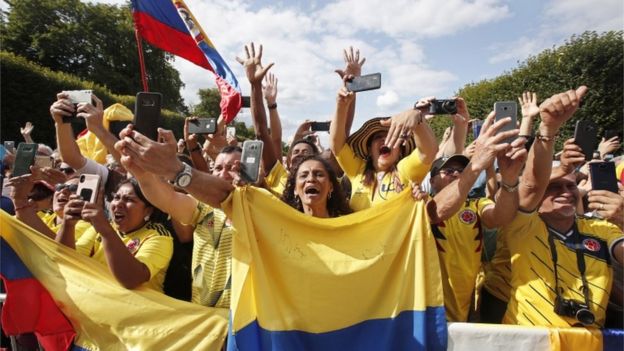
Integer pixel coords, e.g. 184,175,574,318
50,92,88,169
262,73,283,156
443,98,470,156
334,46,366,136
382,107,438,165
329,83,355,155
115,126,234,209
183,117,210,172
20,122,35,144
6,173,56,239
519,86,587,211
236,42,278,172
518,91,540,137
78,94,122,163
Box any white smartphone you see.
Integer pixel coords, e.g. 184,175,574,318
240,140,263,183
227,126,236,139
76,174,101,203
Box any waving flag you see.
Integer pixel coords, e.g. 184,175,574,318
0,211,228,350
222,188,448,350
131,0,241,123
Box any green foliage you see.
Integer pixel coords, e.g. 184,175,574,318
457,31,623,150
0,51,185,147
191,88,222,118
1,0,186,112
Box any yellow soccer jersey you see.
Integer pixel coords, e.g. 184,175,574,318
432,197,494,322
40,211,92,242
181,200,234,309
336,143,430,212
75,222,173,292
482,229,512,303
503,211,624,327
265,161,288,196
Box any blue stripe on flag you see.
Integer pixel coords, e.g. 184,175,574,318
228,307,448,351
131,0,189,34
0,237,33,280
603,329,624,351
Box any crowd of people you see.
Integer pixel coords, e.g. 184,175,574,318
1,44,623,348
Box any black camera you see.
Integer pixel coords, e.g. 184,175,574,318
428,99,458,115
554,296,595,325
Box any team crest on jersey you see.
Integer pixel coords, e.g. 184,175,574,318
126,238,140,254
582,238,601,252
459,209,477,224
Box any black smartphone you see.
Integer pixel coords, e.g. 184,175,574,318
573,120,598,161
241,96,251,108
346,73,381,93
428,99,458,115
12,143,37,177
77,174,101,203
310,121,331,132
109,120,131,139
240,140,263,183
63,89,93,123
493,101,518,144
604,129,621,141
134,92,162,140
3,141,15,154
589,162,618,193
188,118,217,134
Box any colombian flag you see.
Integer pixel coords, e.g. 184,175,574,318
0,211,228,350
131,0,241,123
222,187,448,350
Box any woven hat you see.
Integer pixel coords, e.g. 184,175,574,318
345,117,417,160
429,154,470,178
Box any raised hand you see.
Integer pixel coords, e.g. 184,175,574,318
598,136,621,159
49,92,75,124
77,94,105,132
451,97,470,127
335,46,366,79
235,42,274,85
518,91,540,119
262,73,278,105
21,122,34,138
538,86,588,135
380,109,424,149
497,137,528,185
559,138,586,174
470,112,520,173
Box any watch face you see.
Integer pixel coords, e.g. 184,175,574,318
177,174,192,187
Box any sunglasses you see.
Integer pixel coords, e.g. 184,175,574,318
55,183,78,193
439,167,464,175
59,167,75,175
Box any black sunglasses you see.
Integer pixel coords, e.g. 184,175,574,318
55,183,78,192
59,167,75,175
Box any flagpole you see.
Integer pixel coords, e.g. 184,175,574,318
134,28,149,92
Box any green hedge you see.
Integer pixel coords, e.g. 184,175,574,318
0,51,185,148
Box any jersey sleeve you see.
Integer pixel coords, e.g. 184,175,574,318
396,148,430,184
134,226,174,279
335,143,365,179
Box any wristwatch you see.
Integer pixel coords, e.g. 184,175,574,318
500,180,519,193
172,163,193,188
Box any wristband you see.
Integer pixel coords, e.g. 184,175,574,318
189,145,202,153
267,103,277,110
500,180,520,193
536,132,558,142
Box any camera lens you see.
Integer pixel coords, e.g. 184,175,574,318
80,175,85,182
576,309,595,326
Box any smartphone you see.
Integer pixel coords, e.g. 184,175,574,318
573,120,598,161
589,162,618,193
12,143,37,177
240,140,263,183
34,155,54,169
227,127,236,139
188,118,217,134
604,129,621,141
133,92,162,140
63,89,93,123
472,120,484,138
346,73,381,93
310,121,331,132
109,120,131,139
493,101,518,144
77,174,101,203
241,96,251,108
428,99,458,115
3,141,15,154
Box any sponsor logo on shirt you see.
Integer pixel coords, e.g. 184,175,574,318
582,238,601,252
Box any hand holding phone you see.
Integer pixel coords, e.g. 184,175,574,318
12,143,37,177
188,118,217,135
227,127,236,139
493,101,518,144
134,92,162,140
346,73,381,93
589,162,618,193
573,120,598,161
63,90,93,123
240,140,263,183
310,121,331,132
428,99,458,115
77,174,101,203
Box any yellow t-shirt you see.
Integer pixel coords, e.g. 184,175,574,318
432,197,494,322
502,212,623,327
336,144,430,211
265,161,289,197
40,211,92,242
181,199,234,309
75,222,173,292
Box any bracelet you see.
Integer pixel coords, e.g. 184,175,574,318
189,145,202,153
500,180,520,193
535,132,558,142
267,103,277,110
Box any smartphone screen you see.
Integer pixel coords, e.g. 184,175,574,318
346,73,382,93
573,120,598,161
310,121,331,132
589,162,618,193
3,141,15,153
12,143,37,177
493,101,518,144
188,118,217,134
227,127,236,139
240,140,263,183
77,174,101,203
133,92,162,140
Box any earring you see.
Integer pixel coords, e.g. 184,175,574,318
144,215,150,222
294,194,301,206
328,191,332,200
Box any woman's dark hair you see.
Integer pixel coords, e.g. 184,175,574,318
286,139,319,170
281,155,352,217
114,178,168,224
362,132,405,187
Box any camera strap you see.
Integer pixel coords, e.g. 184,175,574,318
546,222,592,309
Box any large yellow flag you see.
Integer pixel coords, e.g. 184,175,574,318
0,211,228,350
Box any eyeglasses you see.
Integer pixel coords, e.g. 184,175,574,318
59,167,75,175
439,167,464,175
55,183,78,193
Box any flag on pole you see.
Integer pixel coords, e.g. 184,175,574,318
131,0,242,123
